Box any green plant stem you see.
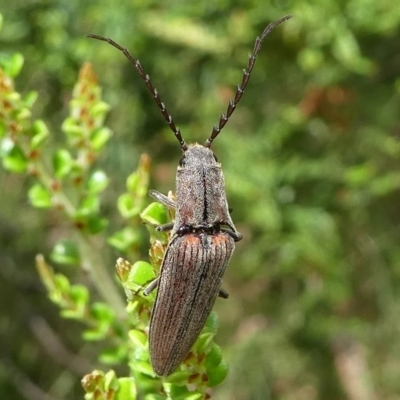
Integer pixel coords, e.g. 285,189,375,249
32,158,126,318
33,161,76,216
79,233,126,318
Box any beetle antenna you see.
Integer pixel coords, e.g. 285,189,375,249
204,14,292,148
86,34,188,151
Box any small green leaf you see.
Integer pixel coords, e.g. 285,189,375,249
108,227,141,251
87,170,109,193
131,361,155,377
118,193,141,219
90,127,112,150
78,194,100,215
24,91,38,108
204,343,223,370
50,240,80,265
128,329,148,347
91,302,115,323
140,202,169,226
86,170,109,193
1,139,28,173
165,384,202,399
115,378,137,400
83,303,115,341
10,53,24,77
74,210,107,233
31,119,49,148
53,273,71,293
62,117,85,142
194,332,214,355
126,155,150,198
47,273,70,304
163,370,192,385
125,261,155,290
63,285,89,318
90,101,111,117
103,370,118,391
15,106,31,121
86,215,108,234
204,311,219,332
100,346,126,365
126,171,140,192
128,330,151,363
83,329,105,342
28,183,52,208
53,149,73,178
1,53,24,77
207,359,229,387
69,284,90,304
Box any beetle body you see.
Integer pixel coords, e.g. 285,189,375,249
87,14,291,376
147,143,241,375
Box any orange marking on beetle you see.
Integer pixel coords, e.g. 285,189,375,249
212,234,229,245
182,235,200,245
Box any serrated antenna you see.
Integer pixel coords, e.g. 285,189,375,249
204,14,292,148
86,34,188,151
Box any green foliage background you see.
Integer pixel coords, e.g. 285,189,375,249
1,1,400,399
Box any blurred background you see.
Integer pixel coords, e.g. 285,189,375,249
1,1,400,399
